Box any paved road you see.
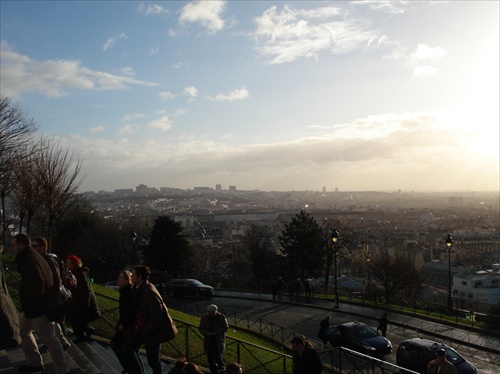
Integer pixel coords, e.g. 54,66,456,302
165,290,500,374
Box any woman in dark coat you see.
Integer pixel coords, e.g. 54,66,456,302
65,255,101,343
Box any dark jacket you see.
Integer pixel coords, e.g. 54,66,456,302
0,264,21,349
66,266,100,323
118,283,136,330
292,345,323,374
15,247,54,318
134,281,177,344
199,312,229,355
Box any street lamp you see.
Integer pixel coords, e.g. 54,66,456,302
331,228,340,309
446,233,454,308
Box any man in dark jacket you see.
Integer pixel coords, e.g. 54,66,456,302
121,265,177,374
13,233,68,374
291,336,322,374
199,304,229,374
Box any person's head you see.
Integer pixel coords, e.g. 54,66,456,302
132,265,150,285
117,270,132,287
326,316,331,321
184,362,202,374
207,304,218,316
226,362,243,374
291,336,304,353
11,233,30,254
32,237,48,254
436,348,447,363
66,255,82,271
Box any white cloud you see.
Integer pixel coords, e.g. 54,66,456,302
122,113,145,123
137,2,168,15
90,125,105,133
253,5,379,64
148,115,172,131
102,32,128,52
159,91,176,100
208,87,249,102
410,43,447,63
0,47,157,98
183,86,198,97
179,0,226,32
121,67,135,76
118,123,139,134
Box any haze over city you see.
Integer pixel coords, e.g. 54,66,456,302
1,1,498,193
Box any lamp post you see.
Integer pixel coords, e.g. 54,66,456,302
446,233,454,308
331,228,340,309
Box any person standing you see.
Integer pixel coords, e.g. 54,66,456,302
427,349,457,374
318,315,331,344
377,314,388,337
65,255,101,343
290,336,322,374
12,233,68,374
121,265,177,374
111,270,144,373
199,304,229,374
31,237,71,352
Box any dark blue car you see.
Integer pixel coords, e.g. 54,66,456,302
324,321,392,357
396,338,478,374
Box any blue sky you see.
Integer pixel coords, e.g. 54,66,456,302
1,1,498,193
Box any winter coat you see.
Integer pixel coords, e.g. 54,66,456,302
134,281,177,344
15,247,54,318
199,312,229,355
66,266,100,323
292,345,323,374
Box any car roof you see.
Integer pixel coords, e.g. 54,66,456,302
332,321,367,328
399,338,447,350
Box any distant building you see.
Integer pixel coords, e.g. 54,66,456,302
216,184,222,192
228,186,236,192
453,265,500,308
193,187,211,192
136,184,148,195
114,188,134,195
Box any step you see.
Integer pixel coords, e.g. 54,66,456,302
88,341,123,372
73,340,120,374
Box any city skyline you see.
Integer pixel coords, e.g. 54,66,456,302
1,1,498,193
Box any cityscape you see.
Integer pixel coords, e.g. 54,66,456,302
84,184,500,311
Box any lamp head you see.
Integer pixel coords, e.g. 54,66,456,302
331,228,339,244
445,233,453,248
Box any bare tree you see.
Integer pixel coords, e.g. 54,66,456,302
34,137,86,250
0,97,37,243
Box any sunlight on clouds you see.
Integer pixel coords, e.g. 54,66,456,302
179,0,226,32
253,4,378,64
0,47,157,98
148,115,172,131
411,44,447,62
183,86,198,97
208,87,249,101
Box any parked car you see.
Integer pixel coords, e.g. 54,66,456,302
396,338,478,374
105,280,120,291
166,279,214,298
324,321,392,357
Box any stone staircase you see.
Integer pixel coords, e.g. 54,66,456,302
0,335,177,374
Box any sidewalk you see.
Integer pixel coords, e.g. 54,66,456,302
215,290,500,355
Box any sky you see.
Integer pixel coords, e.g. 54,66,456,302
1,1,499,193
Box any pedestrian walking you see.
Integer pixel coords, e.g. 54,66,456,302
199,304,229,374
12,233,69,374
318,315,331,344
377,313,388,337
290,336,322,374
427,348,457,374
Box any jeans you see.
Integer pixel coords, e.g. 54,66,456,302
121,328,159,374
19,312,68,374
207,341,225,374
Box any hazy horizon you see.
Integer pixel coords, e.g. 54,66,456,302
1,1,498,193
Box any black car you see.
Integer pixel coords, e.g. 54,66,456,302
166,279,214,298
324,321,392,357
396,338,478,374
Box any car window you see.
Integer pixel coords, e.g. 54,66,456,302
328,327,343,336
398,345,420,363
352,325,378,339
189,280,203,286
444,348,465,365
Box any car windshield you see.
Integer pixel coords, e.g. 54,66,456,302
443,348,465,365
188,280,203,286
351,325,379,339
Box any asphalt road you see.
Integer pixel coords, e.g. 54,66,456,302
164,290,500,374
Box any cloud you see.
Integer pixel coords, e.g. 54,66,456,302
117,123,139,134
0,47,158,98
102,32,128,52
253,5,379,64
179,0,226,32
159,91,176,100
120,67,135,76
410,43,447,63
183,86,198,97
148,115,172,131
355,1,410,14
90,125,105,133
73,110,498,192
137,2,168,15
208,87,249,102
122,113,145,123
